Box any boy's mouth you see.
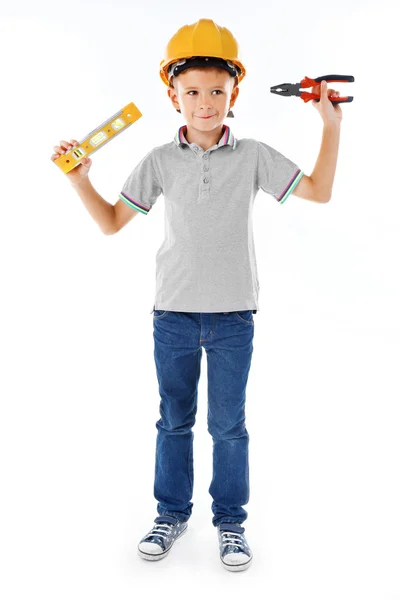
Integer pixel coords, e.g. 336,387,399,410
197,115,215,119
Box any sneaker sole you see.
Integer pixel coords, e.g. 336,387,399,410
137,522,188,561
221,555,253,572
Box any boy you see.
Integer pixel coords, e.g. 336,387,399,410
51,18,342,572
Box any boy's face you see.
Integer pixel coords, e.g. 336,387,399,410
168,67,239,130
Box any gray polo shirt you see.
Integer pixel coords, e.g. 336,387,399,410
119,124,304,313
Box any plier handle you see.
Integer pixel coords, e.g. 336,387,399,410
270,74,354,103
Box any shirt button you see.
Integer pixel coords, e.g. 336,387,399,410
204,166,209,171
203,178,209,183
203,154,209,160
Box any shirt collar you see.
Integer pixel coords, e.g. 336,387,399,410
173,124,237,150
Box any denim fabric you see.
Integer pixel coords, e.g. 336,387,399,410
152,310,255,527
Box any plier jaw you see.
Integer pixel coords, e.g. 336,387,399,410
270,82,301,97
270,74,354,103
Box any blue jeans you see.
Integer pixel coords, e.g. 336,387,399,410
152,309,256,527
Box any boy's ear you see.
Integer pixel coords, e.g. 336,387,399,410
230,85,240,108
167,86,181,112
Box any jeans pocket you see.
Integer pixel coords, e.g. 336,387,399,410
153,310,169,320
233,310,254,325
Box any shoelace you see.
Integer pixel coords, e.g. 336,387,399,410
220,531,246,551
146,522,174,541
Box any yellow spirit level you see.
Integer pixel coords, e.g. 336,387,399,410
54,102,142,174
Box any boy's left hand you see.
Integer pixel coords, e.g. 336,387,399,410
312,80,343,126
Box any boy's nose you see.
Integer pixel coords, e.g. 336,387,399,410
198,100,213,107
197,104,214,113
196,94,213,105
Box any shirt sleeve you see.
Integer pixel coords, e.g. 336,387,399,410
256,140,304,205
118,148,162,215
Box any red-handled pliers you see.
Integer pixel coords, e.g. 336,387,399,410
270,74,354,103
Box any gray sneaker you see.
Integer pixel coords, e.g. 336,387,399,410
217,523,253,571
138,515,188,561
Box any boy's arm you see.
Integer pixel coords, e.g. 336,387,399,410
311,122,341,202
113,198,140,232
291,174,319,203
293,122,341,203
72,177,116,235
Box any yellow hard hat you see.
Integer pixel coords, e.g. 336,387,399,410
159,19,246,87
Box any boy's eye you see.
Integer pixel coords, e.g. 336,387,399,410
187,90,223,95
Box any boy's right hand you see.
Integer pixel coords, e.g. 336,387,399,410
50,139,92,185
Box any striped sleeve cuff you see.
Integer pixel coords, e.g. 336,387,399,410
118,192,150,215
277,169,304,204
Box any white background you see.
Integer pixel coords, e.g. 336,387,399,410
1,0,399,598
